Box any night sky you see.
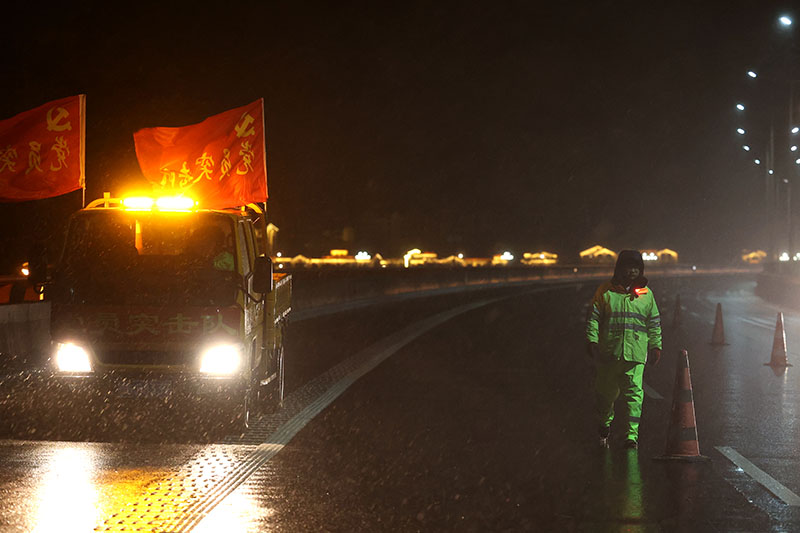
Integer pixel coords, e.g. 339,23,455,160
1,1,795,270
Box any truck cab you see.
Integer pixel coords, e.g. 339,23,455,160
47,194,291,429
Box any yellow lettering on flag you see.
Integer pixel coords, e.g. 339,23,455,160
0,146,18,173
195,152,214,181
219,148,231,180
160,167,176,189
50,136,70,171
25,141,43,174
236,141,255,175
178,161,196,188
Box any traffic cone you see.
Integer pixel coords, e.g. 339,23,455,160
710,303,727,346
672,294,682,328
765,312,792,367
654,350,710,462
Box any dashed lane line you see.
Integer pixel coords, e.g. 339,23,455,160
739,317,774,331
716,446,800,506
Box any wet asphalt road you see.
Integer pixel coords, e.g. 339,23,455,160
1,274,800,531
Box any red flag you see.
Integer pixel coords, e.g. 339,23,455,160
0,95,86,202
134,99,268,208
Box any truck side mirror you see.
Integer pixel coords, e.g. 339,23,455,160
253,256,274,294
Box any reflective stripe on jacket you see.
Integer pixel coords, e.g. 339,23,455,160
586,281,662,363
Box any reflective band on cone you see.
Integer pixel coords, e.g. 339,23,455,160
654,349,710,462
765,312,792,367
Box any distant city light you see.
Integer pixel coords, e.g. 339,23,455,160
403,248,422,268
795,158,800,164
743,145,750,151
780,252,790,262
737,128,745,135
457,253,464,259
755,159,761,165
500,251,514,261
793,127,799,134
354,251,371,261
276,252,282,257
642,252,658,261
793,146,799,152
747,70,758,78
780,16,793,26
769,169,775,175
736,103,745,111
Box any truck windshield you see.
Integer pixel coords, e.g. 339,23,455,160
53,211,238,306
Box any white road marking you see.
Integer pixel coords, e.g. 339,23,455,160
739,317,774,331
716,446,800,506
643,382,663,400
173,295,521,531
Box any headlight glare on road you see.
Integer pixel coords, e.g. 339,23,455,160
199,344,242,375
55,342,93,373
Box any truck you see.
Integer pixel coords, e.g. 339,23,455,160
44,193,291,429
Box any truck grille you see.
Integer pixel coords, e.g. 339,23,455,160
98,350,196,367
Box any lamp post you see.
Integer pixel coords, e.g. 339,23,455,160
734,14,796,262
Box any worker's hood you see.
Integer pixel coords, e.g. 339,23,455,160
612,249,647,289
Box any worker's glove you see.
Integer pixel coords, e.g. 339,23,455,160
586,342,600,359
647,348,662,366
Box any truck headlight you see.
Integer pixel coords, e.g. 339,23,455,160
199,344,242,375
54,342,93,373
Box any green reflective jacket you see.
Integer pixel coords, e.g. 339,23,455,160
586,281,662,363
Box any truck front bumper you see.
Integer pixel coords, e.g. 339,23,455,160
0,368,249,415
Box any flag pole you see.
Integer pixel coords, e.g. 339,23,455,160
259,98,269,250
80,94,86,208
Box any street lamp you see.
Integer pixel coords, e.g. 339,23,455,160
733,15,798,262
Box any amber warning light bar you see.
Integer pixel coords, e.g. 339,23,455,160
120,195,197,212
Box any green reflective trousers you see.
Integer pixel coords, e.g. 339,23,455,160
595,359,644,441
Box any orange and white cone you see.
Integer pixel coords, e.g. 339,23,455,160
655,350,710,462
710,303,727,346
765,312,792,367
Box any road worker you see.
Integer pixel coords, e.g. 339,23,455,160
586,249,662,449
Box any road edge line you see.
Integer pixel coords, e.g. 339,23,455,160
715,446,800,506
